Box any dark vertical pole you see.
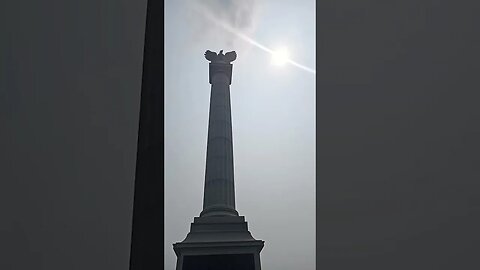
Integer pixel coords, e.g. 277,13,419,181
129,0,164,269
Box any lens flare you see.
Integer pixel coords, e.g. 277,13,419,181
271,47,290,66
193,5,315,74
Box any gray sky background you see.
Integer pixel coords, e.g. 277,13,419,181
165,0,315,269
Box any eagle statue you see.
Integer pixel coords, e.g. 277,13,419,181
204,50,237,63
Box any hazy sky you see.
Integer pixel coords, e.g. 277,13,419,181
165,0,315,269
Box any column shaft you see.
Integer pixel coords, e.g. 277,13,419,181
201,66,238,217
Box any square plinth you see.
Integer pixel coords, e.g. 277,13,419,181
173,215,264,270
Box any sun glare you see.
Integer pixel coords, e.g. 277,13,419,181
271,47,290,66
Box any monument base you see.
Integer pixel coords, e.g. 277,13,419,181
173,215,264,270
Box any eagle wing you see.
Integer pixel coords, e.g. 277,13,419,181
224,51,237,62
204,50,217,61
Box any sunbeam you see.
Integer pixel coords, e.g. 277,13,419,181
193,4,316,74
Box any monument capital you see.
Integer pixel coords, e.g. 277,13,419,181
204,50,237,64
205,50,236,85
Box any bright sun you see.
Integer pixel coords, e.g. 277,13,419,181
271,47,290,66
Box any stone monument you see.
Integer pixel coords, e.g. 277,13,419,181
173,50,264,270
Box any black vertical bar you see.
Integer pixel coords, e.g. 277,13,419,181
129,0,164,269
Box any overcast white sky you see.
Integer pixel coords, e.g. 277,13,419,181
164,0,316,269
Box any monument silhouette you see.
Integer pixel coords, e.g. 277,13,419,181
173,50,264,270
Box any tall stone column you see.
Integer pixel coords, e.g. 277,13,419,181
201,51,238,217
173,50,264,270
